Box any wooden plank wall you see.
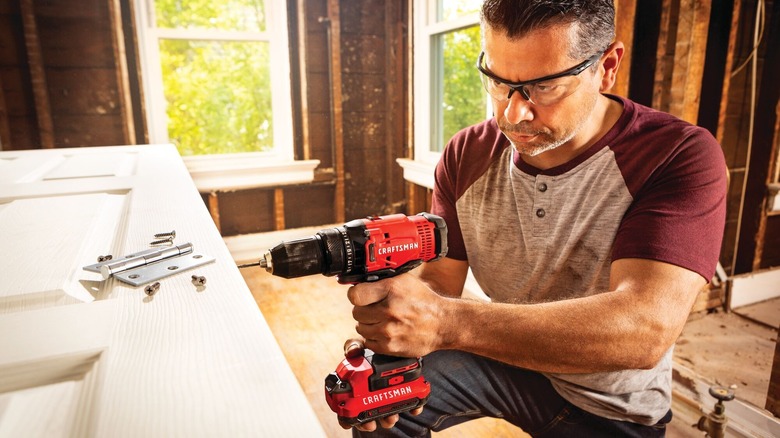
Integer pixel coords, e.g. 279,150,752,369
0,0,134,149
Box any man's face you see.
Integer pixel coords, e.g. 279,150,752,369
481,24,602,158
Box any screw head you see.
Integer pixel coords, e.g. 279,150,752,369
191,275,207,286
97,254,113,263
144,281,161,296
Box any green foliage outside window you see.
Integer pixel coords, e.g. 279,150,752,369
441,25,486,151
155,0,272,156
160,40,272,155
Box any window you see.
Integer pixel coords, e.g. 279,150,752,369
135,0,293,160
399,0,487,188
135,0,319,191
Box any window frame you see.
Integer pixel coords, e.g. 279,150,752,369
133,0,318,190
398,1,481,189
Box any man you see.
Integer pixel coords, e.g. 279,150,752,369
344,0,727,436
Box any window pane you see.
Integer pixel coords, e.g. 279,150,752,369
432,25,485,152
437,0,480,22
154,0,266,32
159,40,273,155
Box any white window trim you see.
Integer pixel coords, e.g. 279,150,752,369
184,152,319,192
134,0,316,191
401,2,479,189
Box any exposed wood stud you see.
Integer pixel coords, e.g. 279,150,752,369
404,0,416,215
108,0,135,144
613,0,636,97
652,0,676,112
274,188,286,231
716,0,742,145
20,0,55,149
297,0,312,160
208,192,221,233
669,0,712,124
384,0,395,213
0,73,10,150
327,0,345,223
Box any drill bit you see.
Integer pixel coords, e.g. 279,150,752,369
237,258,268,269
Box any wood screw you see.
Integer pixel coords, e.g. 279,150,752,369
144,281,161,296
191,275,207,286
150,237,174,246
154,230,176,239
97,254,113,262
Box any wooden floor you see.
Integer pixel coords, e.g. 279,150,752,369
239,249,777,437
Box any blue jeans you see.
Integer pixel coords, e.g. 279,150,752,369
354,350,671,437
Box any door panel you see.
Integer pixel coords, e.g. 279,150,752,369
0,193,128,312
0,145,325,437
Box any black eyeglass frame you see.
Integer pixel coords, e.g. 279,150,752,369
476,50,605,102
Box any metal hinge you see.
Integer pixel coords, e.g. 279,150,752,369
83,242,215,286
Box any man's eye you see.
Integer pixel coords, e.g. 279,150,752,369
535,83,558,93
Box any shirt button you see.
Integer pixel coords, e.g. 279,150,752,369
536,208,546,218
538,183,548,192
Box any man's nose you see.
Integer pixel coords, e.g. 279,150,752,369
503,91,534,124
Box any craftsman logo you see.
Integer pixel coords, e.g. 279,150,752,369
362,385,412,405
377,242,419,256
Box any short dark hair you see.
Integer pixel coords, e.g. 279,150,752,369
480,0,615,60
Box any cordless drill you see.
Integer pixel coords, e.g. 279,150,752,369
241,213,448,425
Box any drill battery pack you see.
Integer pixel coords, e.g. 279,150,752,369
324,349,430,426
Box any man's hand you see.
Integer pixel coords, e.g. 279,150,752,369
337,339,423,432
347,274,451,357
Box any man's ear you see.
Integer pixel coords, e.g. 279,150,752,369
600,41,624,92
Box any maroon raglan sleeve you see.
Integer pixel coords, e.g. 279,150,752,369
612,117,728,281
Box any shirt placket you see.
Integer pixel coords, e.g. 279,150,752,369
532,176,553,237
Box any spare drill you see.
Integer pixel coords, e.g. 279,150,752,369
240,212,448,425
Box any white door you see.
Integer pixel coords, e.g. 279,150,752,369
0,145,324,437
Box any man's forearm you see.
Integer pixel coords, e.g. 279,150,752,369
437,259,703,374
439,293,661,373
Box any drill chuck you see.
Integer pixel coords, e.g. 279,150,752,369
260,228,351,279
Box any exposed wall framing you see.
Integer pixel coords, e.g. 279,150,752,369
20,0,53,148
325,0,346,223
1,0,138,149
613,0,636,98
1,0,777,288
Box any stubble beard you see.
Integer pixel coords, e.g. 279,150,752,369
499,93,599,158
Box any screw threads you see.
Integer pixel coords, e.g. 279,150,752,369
150,237,174,246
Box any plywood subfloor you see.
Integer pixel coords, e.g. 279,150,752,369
241,265,778,437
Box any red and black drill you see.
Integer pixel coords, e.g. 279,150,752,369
240,212,447,426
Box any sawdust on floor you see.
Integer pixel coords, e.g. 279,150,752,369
674,301,778,410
